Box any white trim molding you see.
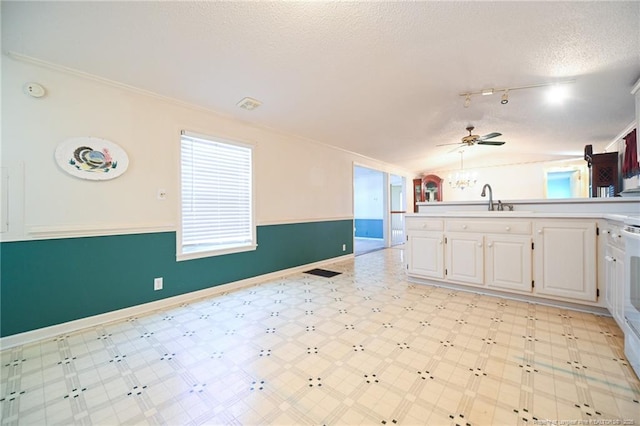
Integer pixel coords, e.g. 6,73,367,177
0,254,354,350
257,216,353,226
604,120,637,152
23,222,176,241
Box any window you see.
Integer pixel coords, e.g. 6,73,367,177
178,131,255,260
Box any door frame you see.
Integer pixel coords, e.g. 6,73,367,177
353,163,407,251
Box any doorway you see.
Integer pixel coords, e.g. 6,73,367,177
389,173,406,246
353,166,406,256
544,165,588,198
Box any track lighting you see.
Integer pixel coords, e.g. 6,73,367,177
460,80,574,107
501,90,509,105
546,84,569,104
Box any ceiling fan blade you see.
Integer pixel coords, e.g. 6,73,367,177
478,132,502,141
477,141,506,146
436,142,464,147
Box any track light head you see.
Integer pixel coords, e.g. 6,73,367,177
460,80,574,107
501,90,509,105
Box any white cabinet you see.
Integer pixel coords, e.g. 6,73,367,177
406,218,444,280
533,220,597,302
405,216,598,307
446,232,484,285
407,231,444,279
445,219,532,289
603,223,626,330
486,235,532,293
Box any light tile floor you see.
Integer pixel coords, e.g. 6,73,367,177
1,248,639,425
354,238,385,256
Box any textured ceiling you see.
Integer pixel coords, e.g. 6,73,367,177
2,1,639,174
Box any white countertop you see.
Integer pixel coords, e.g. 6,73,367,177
416,197,639,206
415,197,639,217
408,211,633,220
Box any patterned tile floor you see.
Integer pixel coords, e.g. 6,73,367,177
1,248,639,425
354,237,385,256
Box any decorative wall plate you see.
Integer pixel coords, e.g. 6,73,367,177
55,137,129,180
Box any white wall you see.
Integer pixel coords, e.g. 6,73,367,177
1,57,413,242
353,167,384,219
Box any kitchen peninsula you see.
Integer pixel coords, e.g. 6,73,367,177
406,197,638,316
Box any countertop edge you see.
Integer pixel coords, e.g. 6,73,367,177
416,198,639,206
407,212,631,220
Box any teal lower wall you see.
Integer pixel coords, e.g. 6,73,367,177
0,220,353,337
354,218,383,238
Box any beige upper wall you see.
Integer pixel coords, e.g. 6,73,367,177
0,57,412,242
432,158,589,202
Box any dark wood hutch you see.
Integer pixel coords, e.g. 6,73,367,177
412,174,442,212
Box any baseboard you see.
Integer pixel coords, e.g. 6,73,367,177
0,254,354,350
407,276,610,317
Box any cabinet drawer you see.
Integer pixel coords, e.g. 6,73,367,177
603,222,625,249
446,220,531,235
406,218,444,231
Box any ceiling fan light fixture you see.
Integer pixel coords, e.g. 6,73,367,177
501,90,509,105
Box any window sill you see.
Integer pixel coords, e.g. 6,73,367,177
176,243,257,262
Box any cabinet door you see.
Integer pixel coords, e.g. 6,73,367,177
605,246,616,312
612,245,626,330
533,221,597,302
407,231,444,279
446,232,484,285
486,235,532,293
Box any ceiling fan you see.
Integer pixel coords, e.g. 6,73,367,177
438,125,506,150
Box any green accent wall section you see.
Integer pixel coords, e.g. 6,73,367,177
0,220,353,337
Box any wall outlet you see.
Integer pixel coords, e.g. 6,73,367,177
154,277,163,291
342,244,346,251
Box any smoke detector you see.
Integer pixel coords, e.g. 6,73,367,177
236,97,262,111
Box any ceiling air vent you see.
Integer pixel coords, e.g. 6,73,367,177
236,97,262,111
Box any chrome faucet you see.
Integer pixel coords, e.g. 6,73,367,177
480,184,494,211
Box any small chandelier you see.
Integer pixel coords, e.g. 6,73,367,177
448,151,477,190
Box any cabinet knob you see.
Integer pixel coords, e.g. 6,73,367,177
422,224,427,228
462,224,467,229
487,242,493,247
438,240,443,245
477,242,482,247
537,230,542,234
505,226,511,231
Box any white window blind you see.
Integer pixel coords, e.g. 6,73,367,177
180,131,254,257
